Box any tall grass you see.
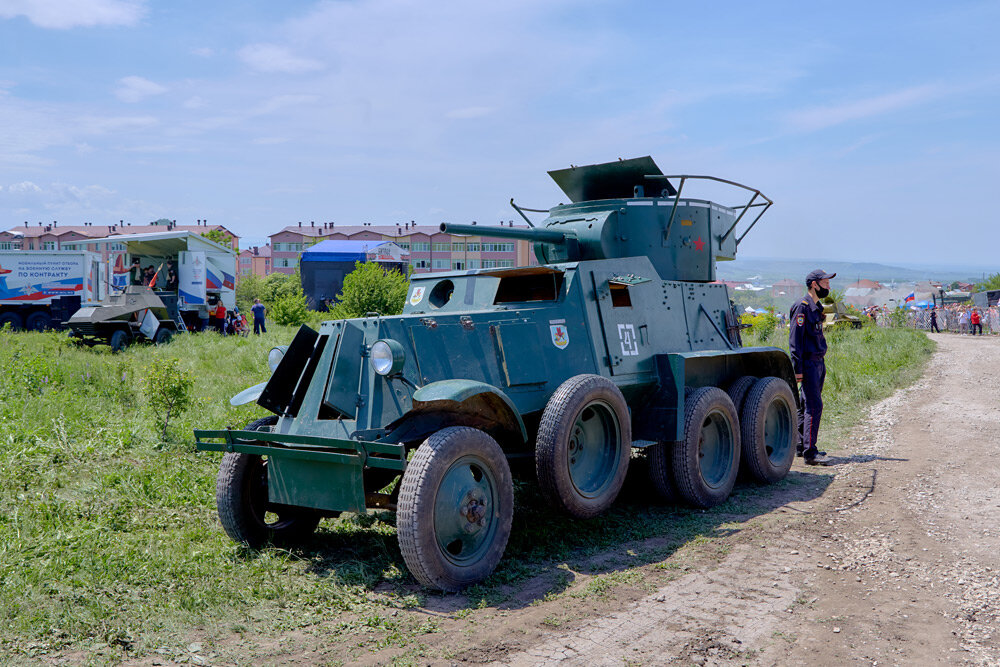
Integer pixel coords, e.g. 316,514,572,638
0,323,934,663
744,323,935,443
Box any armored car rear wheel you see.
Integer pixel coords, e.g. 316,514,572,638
535,374,631,518
153,327,173,345
397,427,513,592
672,387,740,508
215,415,321,548
648,442,678,503
726,375,757,415
740,377,797,484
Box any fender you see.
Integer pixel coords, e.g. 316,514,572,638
384,379,528,447
632,347,797,443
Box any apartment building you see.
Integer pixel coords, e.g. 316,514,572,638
268,220,536,275
0,219,239,257
238,244,272,277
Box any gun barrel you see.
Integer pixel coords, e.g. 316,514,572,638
440,222,566,244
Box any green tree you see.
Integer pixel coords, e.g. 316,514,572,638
976,273,1000,292
269,284,310,326
328,262,409,319
200,229,234,249
142,359,194,440
235,271,301,313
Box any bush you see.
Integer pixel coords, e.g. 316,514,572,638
269,287,310,326
141,358,194,440
236,271,302,314
887,307,909,328
740,311,779,342
328,261,409,319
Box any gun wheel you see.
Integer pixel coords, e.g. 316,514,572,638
215,415,320,548
740,377,797,484
672,387,740,508
397,427,513,592
536,374,631,518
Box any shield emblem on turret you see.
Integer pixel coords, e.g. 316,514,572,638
409,286,425,306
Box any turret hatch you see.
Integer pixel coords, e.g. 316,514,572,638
548,156,677,203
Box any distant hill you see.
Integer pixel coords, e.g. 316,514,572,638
717,257,984,286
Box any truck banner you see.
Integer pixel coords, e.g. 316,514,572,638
110,253,128,290
178,251,207,306
206,256,235,291
0,253,91,303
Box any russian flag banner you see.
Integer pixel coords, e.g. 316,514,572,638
904,292,915,303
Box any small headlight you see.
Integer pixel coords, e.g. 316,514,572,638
267,346,288,372
370,339,404,376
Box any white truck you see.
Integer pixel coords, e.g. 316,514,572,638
0,251,106,330
68,231,238,349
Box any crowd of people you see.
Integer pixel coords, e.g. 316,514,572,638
127,256,270,336
862,303,1000,334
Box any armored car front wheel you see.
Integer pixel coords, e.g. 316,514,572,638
535,374,631,519
215,416,321,548
109,329,130,353
397,427,514,592
672,387,740,508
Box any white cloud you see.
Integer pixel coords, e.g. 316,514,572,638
182,96,204,109
191,46,214,58
8,181,42,193
0,0,145,29
445,106,494,120
238,43,324,73
785,85,944,132
115,75,167,103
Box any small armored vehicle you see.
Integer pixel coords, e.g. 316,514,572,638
822,298,863,329
68,285,181,351
195,157,799,591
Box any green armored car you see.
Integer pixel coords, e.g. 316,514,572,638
195,157,799,591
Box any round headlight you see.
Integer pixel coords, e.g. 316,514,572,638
267,346,288,372
370,339,405,376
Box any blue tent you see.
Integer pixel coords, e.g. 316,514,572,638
301,240,405,263
300,240,408,310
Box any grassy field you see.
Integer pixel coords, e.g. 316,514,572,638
0,323,934,664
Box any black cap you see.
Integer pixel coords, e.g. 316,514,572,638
805,269,836,286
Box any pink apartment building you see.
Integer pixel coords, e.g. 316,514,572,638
268,220,536,276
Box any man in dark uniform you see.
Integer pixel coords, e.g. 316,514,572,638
129,258,143,286
789,269,835,466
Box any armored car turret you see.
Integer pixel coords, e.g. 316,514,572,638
195,157,799,591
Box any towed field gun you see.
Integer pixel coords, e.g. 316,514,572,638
195,157,800,591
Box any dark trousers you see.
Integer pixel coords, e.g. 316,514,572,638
798,358,826,454
931,320,940,333
254,318,266,334
972,323,983,335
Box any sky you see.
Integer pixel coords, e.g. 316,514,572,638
0,0,997,266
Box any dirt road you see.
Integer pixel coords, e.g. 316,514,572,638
466,333,999,666
129,335,998,666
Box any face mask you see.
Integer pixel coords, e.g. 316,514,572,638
815,286,830,299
